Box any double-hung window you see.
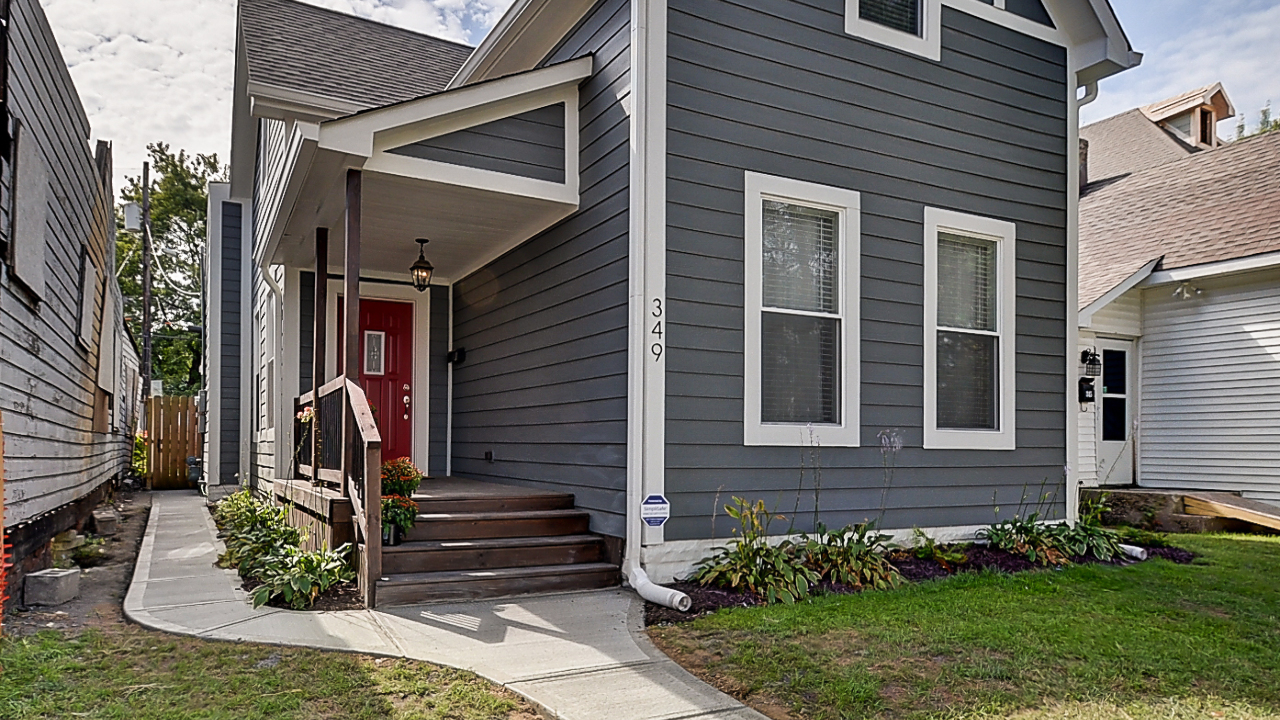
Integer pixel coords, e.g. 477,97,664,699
923,207,1016,450
744,173,860,447
846,0,941,61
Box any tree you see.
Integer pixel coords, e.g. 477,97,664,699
1235,101,1280,139
117,143,227,396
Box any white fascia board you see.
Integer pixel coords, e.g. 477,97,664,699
1050,0,1142,84
248,81,366,122
320,57,593,158
1078,257,1159,328
1142,250,1280,287
255,122,320,269
449,0,595,88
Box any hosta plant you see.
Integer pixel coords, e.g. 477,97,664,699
911,527,967,571
980,513,1069,566
1058,496,1123,561
381,457,422,497
803,522,902,590
693,497,817,605
251,544,356,610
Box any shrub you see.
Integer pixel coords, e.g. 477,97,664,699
911,527,967,571
802,522,902,590
382,495,418,535
131,432,148,476
1117,525,1171,548
693,497,817,605
979,513,1069,566
381,457,422,497
1058,495,1123,561
213,491,301,579
250,544,356,610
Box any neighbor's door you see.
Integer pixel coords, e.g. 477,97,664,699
1096,339,1136,485
337,298,415,463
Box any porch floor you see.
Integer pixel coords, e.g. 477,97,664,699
415,476,567,501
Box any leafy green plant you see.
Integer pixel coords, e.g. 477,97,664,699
382,495,418,535
213,492,302,579
1058,495,1123,561
980,513,1069,566
693,497,817,605
803,522,902,590
381,457,422,497
911,527,967,571
131,432,148,476
250,544,356,609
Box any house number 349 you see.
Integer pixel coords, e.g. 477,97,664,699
651,298,663,362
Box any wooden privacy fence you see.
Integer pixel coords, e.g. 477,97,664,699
146,396,200,490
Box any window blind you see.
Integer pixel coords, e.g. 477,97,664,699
937,232,996,332
762,200,837,313
936,231,999,430
859,0,921,36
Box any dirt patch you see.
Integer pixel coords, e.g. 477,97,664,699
4,490,152,636
1147,546,1196,564
644,581,761,626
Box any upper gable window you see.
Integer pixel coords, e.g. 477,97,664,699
846,0,941,61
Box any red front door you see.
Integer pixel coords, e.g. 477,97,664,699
337,298,414,463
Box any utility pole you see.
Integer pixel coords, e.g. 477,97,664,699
141,161,153,404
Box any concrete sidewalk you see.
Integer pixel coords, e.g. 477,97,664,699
125,491,765,720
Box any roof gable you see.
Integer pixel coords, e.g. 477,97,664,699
1080,109,1198,183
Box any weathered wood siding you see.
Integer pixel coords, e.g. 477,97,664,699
664,0,1071,538
0,0,133,525
450,0,631,538
1139,269,1280,504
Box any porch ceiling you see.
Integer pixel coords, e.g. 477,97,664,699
274,157,575,282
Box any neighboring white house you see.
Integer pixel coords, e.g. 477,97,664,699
1078,84,1280,506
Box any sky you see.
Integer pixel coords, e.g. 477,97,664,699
41,0,1280,195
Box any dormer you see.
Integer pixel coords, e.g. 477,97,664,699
1141,83,1235,149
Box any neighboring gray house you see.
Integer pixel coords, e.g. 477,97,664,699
1078,85,1280,506
1,0,139,601
207,0,1138,603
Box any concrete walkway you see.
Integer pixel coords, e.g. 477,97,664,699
125,491,765,720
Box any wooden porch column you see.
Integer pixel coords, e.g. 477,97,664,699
311,227,328,477
342,169,362,493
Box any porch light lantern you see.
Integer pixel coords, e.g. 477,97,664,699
410,238,434,292
1080,349,1102,377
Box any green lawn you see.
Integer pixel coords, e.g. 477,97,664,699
649,534,1280,720
0,625,536,720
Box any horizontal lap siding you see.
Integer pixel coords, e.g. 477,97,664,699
392,104,567,184
665,0,1069,539
2,0,131,525
1139,271,1280,504
220,202,243,483
428,284,449,475
450,0,630,537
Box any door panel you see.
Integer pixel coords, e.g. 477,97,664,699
337,298,415,464
1096,341,1135,484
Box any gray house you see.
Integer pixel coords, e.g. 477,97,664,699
206,0,1138,605
2,0,139,602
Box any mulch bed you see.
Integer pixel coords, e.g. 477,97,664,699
644,541,1197,626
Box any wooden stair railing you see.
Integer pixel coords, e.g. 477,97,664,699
344,379,382,607
292,378,383,607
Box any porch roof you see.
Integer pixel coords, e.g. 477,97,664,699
258,56,593,283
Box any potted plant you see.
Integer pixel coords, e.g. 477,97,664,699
381,495,417,547
381,457,422,498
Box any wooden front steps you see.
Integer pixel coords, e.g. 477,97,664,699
1183,492,1280,532
377,477,620,605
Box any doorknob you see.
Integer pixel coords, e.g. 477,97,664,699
403,393,411,420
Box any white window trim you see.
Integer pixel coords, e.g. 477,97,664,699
744,172,861,447
923,207,1017,450
845,0,942,62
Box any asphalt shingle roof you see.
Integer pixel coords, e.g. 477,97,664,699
238,0,474,109
1079,130,1280,309
1079,109,1199,184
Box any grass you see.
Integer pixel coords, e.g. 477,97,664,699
649,534,1280,720
0,625,536,720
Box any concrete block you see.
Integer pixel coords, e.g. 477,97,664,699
92,508,120,536
25,568,81,606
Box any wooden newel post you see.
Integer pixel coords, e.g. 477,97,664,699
343,169,361,496
312,227,328,480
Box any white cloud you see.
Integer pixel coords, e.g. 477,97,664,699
40,0,514,195
1082,0,1280,136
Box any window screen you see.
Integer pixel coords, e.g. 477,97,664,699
859,0,922,36
760,199,841,425
935,232,999,430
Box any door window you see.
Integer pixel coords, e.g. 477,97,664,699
1101,349,1127,442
